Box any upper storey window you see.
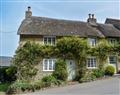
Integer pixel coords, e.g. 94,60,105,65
108,38,117,45
88,38,96,47
43,36,56,45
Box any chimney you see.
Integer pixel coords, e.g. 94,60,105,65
92,14,95,19
87,13,97,25
88,14,91,18
25,6,32,18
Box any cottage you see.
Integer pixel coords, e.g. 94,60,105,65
18,7,120,80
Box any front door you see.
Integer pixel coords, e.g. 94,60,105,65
66,60,76,81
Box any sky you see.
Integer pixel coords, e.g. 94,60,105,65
0,0,120,57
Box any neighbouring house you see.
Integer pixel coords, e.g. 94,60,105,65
17,7,120,80
0,56,12,67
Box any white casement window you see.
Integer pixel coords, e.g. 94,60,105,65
87,57,97,69
88,38,96,47
108,38,117,45
109,56,117,64
43,36,56,45
43,59,56,71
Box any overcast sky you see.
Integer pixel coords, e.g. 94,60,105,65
0,0,120,57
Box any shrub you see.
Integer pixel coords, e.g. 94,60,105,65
93,69,105,78
7,81,34,94
41,75,63,87
42,75,57,87
52,59,68,81
79,71,96,83
0,66,17,83
105,65,115,76
33,80,45,90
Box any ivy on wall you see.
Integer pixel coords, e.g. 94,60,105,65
12,37,120,82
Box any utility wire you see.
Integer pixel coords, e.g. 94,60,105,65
0,31,16,33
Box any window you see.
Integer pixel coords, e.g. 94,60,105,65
43,36,56,45
108,38,117,45
87,57,97,68
43,59,56,71
109,56,117,64
88,38,96,47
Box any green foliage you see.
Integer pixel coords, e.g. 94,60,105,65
93,69,105,78
33,80,45,90
41,45,56,57
7,81,34,94
114,42,120,57
12,37,120,87
79,71,96,83
105,65,115,76
42,75,56,87
53,59,68,81
0,83,11,92
7,75,65,94
31,75,64,91
88,39,112,69
56,36,88,60
56,37,88,81
0,66,17,83
12,41,43,81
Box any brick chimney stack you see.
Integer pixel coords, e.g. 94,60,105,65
25,6,32,18
87,14,97,25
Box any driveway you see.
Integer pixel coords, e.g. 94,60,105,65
27,77,120,95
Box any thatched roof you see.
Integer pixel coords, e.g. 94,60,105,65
97,24,120,37
18,16,120,38
105,18,120,30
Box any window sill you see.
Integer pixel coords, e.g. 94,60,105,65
87,67,97,69
43,70,54,72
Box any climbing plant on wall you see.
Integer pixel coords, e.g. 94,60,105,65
12,37,120,82
56,36,89,79
12,41,43,82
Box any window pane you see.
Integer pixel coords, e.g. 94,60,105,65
52,38,55,45
48,38,51,45
44,59,48,70
89,38,96,46
109,56,117,64
52,60,56,70
49,59,52,70
44,37,47,44
44,37,56,45
87,57,96,68
91,59,93,67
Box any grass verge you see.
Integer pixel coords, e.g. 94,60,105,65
0,83,11,92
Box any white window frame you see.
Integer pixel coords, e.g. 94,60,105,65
88,38,96,47
87,57,97,69
43,36,56,45
109,56,117,64
43,58,56,71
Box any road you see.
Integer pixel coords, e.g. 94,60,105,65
27,77,120,95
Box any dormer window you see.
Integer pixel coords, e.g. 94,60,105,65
43,36,56,45
88,38,96,47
